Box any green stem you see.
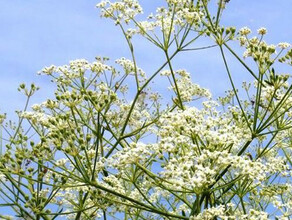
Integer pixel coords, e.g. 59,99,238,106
219,45,253,133
164,50,184,109
223,43,259,81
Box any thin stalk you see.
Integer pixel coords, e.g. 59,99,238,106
256,88,278,129
257,85,292,131
253,70,264,131
164,50,184,109
181,44,217,51
219,45,253,133
223,43,259,81
215,0,223,29
88,181,189,219
106,49,181,158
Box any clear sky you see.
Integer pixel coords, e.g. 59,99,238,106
0,0,292,117
0,0,291,217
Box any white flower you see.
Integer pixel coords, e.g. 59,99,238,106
278,42,291,49
257,27,267,35
239,27,251,35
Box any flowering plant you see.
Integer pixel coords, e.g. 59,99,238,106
0,0,292,219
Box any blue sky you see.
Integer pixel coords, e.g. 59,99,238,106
0,0,291,116
0,0,291,217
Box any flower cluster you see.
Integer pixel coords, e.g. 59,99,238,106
1,0,292,220
96,0,143,24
